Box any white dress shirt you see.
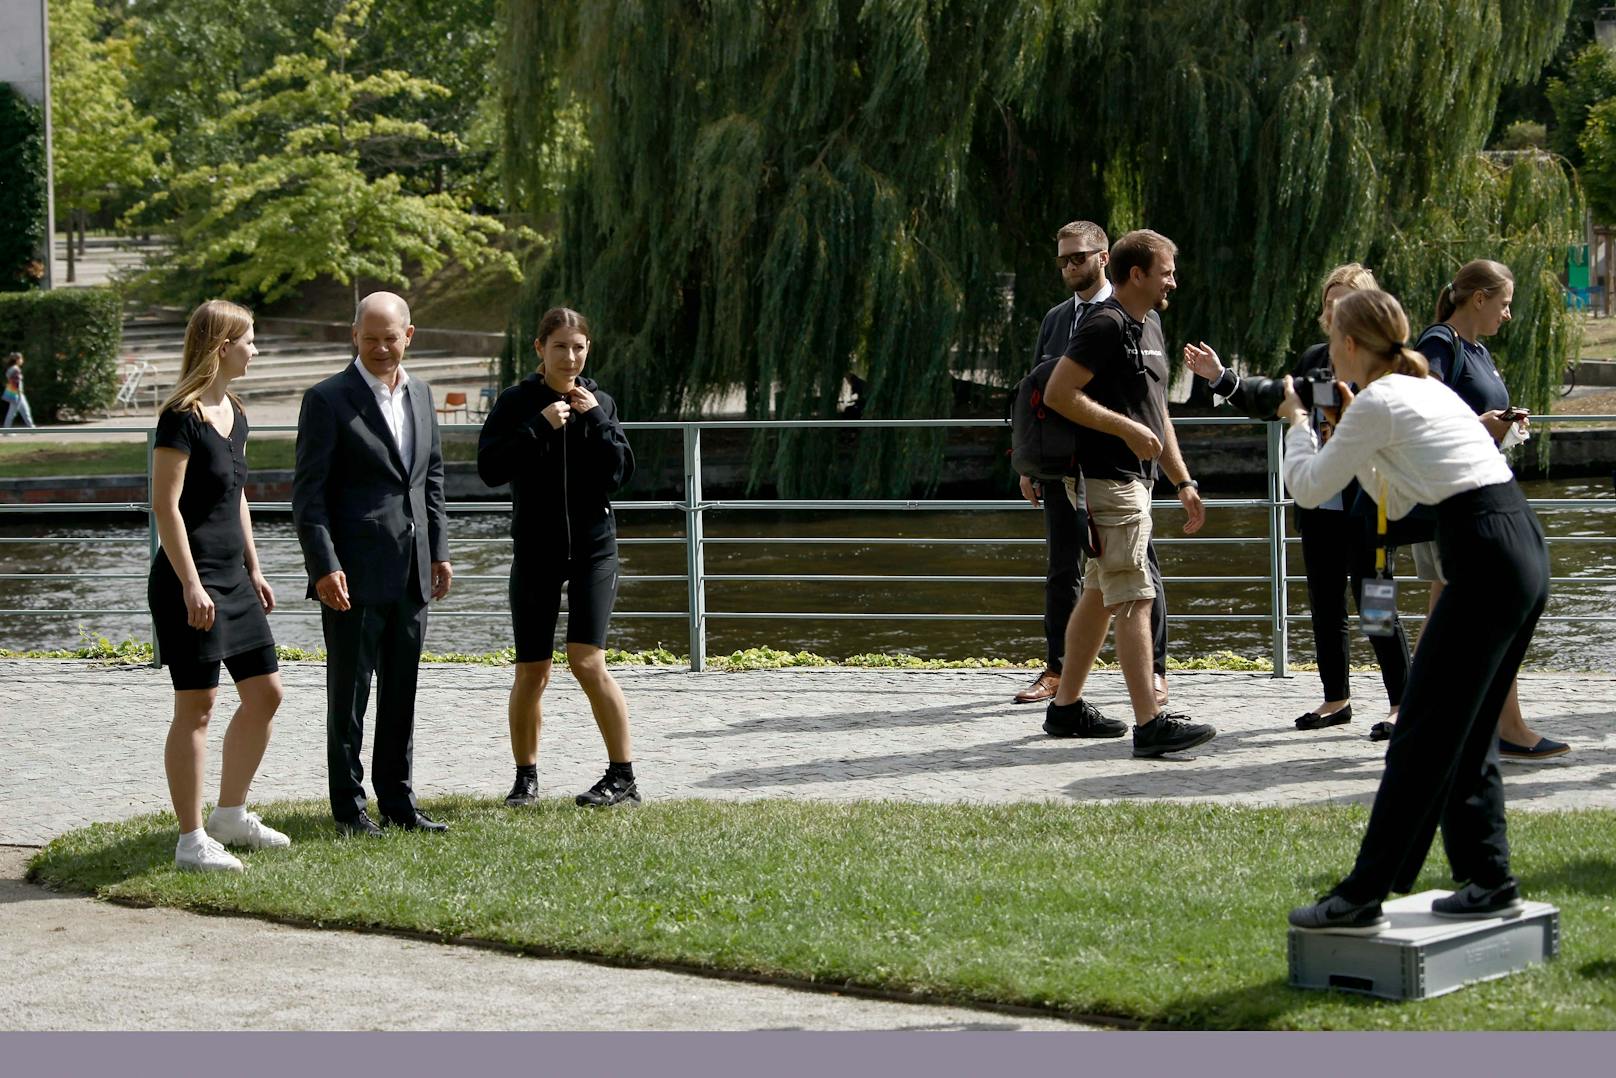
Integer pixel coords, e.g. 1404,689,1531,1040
1284,373,1513,520
1072,279,1114,326
354,358,413,466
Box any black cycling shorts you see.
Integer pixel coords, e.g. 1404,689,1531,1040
509,552,619,662
166,643,280,692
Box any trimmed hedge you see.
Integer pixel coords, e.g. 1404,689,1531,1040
0,84,48,293
0,288,122,421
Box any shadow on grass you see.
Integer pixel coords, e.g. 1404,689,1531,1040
1158,974,1403,1030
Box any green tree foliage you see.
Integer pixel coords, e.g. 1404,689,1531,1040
0,288,122,420
0,86,48,292
1546,41,1616,167
504,1,1581,496
129,0,516,304
49,0,165,280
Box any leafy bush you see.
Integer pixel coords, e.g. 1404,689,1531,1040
0,287,122,420
0,84,48,293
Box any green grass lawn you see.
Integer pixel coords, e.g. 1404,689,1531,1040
0,436,477,479
27,798,1616,1029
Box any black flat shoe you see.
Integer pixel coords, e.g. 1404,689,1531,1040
1296,705,1352,730
382,810,449,833
1369,721,1395,742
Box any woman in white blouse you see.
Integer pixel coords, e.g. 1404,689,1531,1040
1279,289,1549,933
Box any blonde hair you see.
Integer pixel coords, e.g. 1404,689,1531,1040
1317,262,1378,333
1332,290,1430,381
161,300,253,418
1436,259,1514,323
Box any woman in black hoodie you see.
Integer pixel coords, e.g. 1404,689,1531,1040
477,307,638,808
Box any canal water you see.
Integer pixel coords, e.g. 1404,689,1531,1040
2,478,1612,671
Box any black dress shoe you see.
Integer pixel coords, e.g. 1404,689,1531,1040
383,809,449,833
1295,704,1352,730
336,811,383,838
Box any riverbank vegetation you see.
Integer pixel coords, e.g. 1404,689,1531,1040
29,797,1616,1029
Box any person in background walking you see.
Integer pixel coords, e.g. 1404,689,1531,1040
149,301,286,872
477,307,639,808
1184,263,1412,734
3,352,34,428
1284,289,1548,932
1015,221,1170,711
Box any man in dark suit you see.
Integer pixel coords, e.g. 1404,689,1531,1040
1015,221,1170,711
293,291,453,836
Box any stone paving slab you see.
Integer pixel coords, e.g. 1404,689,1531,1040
2,661,1612,845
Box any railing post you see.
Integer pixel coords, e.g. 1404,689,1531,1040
1266,419,1289,678
683,424,707,671
147,427,161,669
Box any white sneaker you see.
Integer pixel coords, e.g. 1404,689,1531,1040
175,835,244,873
205,808,291,850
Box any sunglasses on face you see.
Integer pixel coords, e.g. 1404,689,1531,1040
1055,251,1104,269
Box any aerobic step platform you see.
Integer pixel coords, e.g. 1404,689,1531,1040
1288,890,1559,1001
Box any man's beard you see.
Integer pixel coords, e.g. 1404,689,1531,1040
1156,292,1173,312
1069,267,1101,294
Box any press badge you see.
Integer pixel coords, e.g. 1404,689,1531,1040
1360,577,1399,638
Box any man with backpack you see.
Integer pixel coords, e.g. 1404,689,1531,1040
1013,222,1170,711
1038,229,1215,757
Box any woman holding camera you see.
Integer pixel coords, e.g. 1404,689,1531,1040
1405,259,1566,759
1282,289,1547,931
1184,263,1410,735
477,307,640,808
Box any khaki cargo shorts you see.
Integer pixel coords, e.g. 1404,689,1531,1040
1066,476,1155,607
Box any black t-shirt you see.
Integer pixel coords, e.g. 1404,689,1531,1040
1061,298,1168,483
153,403,248,577
1416,327,1509,416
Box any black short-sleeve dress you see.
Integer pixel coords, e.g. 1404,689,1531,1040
146,403,275,665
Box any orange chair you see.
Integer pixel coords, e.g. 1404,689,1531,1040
437,391,469,422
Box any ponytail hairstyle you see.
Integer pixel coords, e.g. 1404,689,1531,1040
1435,259,1514,323
1317,262,1378,333
534,307,591,374
161,300,253,419
1332,290,1430,382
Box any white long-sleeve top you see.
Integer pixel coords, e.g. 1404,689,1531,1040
1283,373,1512,520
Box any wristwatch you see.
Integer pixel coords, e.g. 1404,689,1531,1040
1175,479,1199,493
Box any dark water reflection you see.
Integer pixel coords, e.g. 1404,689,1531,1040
2,478,1612,671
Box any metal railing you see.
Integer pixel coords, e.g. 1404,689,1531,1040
3,415,1615,673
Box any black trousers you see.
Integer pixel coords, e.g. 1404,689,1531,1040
1296,506,1411,706
322,592,430,821
1338,481,1547,902
1041,482,1167,675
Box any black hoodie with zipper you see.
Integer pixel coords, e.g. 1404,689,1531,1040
476,374,635,561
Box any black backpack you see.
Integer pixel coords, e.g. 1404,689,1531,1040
1009,355,1082,480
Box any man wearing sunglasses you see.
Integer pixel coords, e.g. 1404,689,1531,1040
1015,221,1171,713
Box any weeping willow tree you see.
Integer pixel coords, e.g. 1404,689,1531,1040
502,0,1580,495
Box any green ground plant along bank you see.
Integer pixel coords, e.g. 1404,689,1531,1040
29,798,1616,1030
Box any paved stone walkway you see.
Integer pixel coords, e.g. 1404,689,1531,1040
3,661,1612,845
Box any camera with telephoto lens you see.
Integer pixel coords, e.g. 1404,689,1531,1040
1238,368,1339,419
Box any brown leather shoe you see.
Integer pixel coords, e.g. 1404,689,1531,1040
1015,670,1062,704
1153,673,1169,709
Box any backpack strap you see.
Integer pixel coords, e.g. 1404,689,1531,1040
1416,323,1467,386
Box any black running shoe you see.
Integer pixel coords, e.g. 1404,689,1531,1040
505,770,539,807
1131,711,1216,757
1432,878,1524,919
1288,892,1389,935
576,770,642,808
1043,697,1127,739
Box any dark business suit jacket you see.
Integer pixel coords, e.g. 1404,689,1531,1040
292,363,450,604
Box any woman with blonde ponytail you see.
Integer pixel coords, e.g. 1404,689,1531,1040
1279,289,1549,933
148,300,287,872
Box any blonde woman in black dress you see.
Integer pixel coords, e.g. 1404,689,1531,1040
150,300,286,872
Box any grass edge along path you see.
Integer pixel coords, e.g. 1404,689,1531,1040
26,797,1616,1030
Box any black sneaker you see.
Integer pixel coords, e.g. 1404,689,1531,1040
576,770,642,808
505,770,539,807
1043,697,1127,739
1132,711,1216,757
1432,878,1524,919
1288,892,1389,935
